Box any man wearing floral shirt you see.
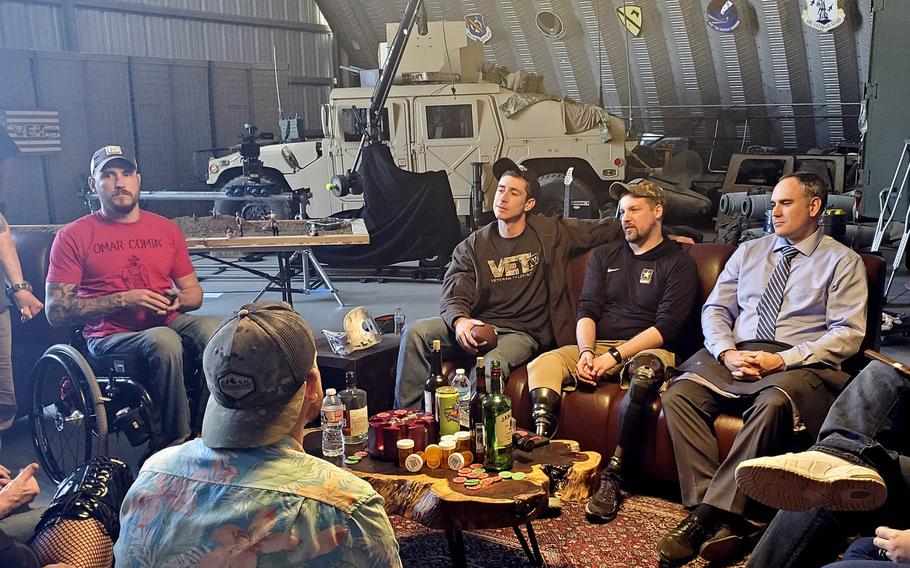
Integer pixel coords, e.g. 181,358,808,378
114,302,402,567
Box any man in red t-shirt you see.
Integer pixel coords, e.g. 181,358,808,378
45,145,221,446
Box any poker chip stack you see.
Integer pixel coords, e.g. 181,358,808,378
368,410,436,461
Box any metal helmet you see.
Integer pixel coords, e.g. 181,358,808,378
342,306,382,353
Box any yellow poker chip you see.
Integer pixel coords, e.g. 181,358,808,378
498,471,513,479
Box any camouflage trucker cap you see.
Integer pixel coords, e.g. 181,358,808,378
608,178,666,207
201,302,316,449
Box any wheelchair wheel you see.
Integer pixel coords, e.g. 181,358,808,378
30,345,109,484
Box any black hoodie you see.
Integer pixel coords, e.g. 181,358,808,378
576,237,697,353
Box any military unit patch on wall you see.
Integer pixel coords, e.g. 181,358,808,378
706,0,741,32
616,5,643,37
802,0,846,32
465,14,492,43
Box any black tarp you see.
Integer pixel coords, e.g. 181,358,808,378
313,145,462,267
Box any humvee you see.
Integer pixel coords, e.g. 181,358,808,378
205,21,627,220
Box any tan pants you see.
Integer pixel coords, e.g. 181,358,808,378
527,340,676,393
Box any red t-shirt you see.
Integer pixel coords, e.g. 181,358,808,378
47,211,196,338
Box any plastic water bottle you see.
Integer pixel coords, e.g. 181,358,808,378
393,306,405,335
321,388,345,458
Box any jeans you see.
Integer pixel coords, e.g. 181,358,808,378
820,537,910,567
747,361,910,568
394,317,538,410
87,314,221,444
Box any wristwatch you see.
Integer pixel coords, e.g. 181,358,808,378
608,347,623,364
5,281,33,300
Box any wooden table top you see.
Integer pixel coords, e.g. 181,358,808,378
341,438,600,531
12,218,370,252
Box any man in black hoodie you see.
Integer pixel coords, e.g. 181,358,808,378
526,179,697,523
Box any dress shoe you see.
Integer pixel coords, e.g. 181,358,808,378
657,514,709,565
735,450,887,511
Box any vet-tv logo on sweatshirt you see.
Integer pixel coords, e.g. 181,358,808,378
487,253,540,282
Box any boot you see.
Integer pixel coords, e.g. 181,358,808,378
530,387,561,439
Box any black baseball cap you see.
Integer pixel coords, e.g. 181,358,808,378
90,145,138,177
492,157,541,200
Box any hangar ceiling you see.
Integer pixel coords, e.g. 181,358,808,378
317,0,873,158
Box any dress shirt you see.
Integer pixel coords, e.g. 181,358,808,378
702,228,866,369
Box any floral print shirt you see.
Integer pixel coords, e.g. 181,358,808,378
115,437,402,567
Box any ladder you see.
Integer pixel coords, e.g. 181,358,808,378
871,139,910,297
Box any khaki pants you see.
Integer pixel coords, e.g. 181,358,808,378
527,340,675,393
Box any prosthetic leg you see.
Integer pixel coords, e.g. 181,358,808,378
587,352,667,523
530,387,561,439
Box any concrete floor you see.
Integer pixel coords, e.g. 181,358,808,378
5,247,910,516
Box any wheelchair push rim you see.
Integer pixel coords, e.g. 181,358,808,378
30,344,109,484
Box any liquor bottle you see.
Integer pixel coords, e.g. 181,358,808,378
482,360,513,471
339,370,368,445
469,357,487,460
423,339,447,416
450,367,471,430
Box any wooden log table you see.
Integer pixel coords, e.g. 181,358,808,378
304,432,600,567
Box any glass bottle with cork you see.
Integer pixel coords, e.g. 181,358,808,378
423,339,448,416
339,370,368,445
482,360,513,471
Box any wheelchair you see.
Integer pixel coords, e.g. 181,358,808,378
29,329,207,484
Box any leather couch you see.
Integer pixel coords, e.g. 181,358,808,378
497,242,886,483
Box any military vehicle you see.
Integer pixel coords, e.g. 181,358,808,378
204,20,627,220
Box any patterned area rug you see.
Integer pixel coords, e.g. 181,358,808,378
392,495,750,567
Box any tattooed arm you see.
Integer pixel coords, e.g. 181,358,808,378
45,283,172,327
0,214,43,321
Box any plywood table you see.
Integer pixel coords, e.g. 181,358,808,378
183,218,369,307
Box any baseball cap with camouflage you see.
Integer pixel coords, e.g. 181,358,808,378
608,178,666,207
90,145,138,177
201,302,316,449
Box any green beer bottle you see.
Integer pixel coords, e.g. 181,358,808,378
482,360,513,471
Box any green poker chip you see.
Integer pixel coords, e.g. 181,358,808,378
472,468,485,474
511,472,526,480
344,456,360,465
498,471,513,479
464,479,480,487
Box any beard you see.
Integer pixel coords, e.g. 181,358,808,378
102,192,139,215
624,223,654,245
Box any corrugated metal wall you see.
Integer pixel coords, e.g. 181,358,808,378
322,0,873,156
0,0,334,224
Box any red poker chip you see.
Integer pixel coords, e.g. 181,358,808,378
481,478,494,486
452,476,467,484
354,451,368,458
491,475,502,483
466,473,481,479
477,472,490,479
458,468,473,475
465,484,481,491
469,464,484,469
